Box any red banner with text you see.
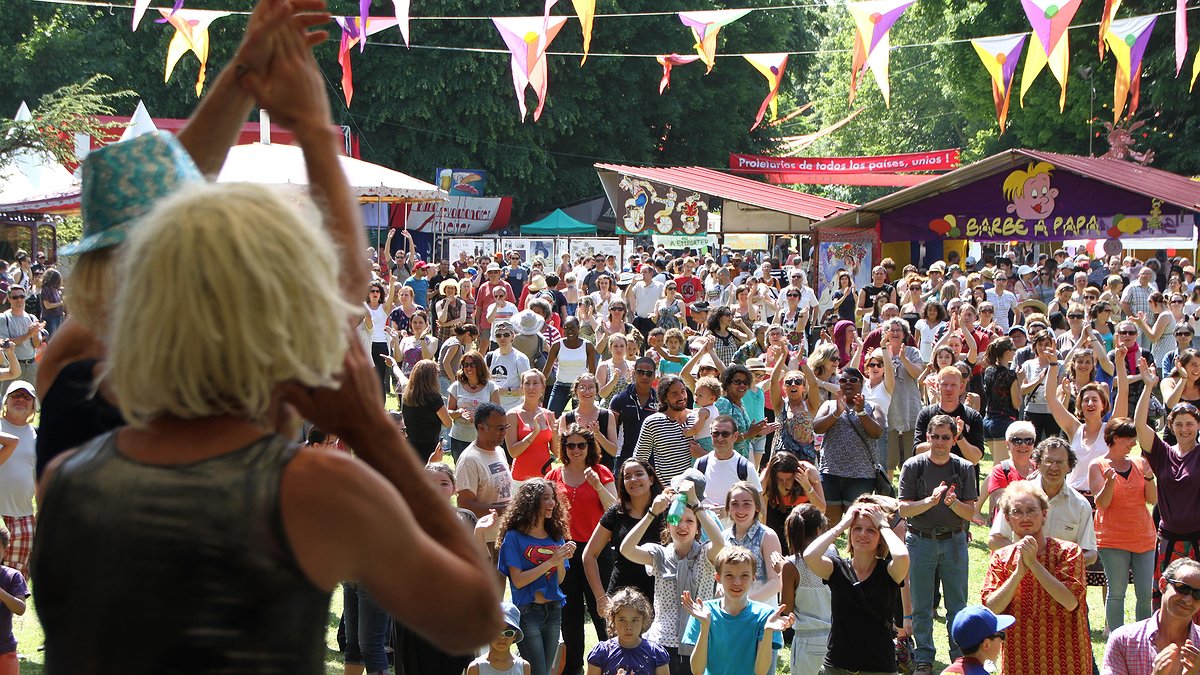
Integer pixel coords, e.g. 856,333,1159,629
729,149,961,175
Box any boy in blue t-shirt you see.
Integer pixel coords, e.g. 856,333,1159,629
680,546,792,675
0,523,28,672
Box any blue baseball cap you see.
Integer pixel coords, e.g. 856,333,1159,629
950,605,1015,652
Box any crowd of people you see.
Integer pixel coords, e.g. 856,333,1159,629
0,1,1195,674
348,224,1200,675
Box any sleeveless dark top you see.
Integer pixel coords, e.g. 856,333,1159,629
32,431,331,674
35,359,124,477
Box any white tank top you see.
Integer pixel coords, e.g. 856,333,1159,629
864,379,891,427
556,340,589,383
1067,424,1109,493
365,304,388,342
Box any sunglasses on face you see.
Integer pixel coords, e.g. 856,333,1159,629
1166,578,1200,600
989,632,1007,642
1118,330,1139,335
564,441,589,450
928,433,954,441
866,362,883,368
500,629,519,638
730,379,751,386
1067,314,1085,319
784,377,805,386
838,376,860,384
710,430,735,438
1009,437,1035,445
494,332,513,338
635,369,656,377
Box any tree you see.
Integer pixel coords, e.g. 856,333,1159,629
0,74,134,170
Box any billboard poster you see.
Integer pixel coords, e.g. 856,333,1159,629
880,160,1196,242
730,149,961,175
724,233,770,251
570,238,621,262
435,168,487,197
599,171,711,236
448,237,496,262
816,241,872,310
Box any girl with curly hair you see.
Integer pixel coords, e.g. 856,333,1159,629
585,587,669,675
497,478,574,675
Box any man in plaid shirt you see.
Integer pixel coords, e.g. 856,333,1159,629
1102,558,1200,674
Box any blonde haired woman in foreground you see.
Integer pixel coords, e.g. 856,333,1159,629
30,14,500,673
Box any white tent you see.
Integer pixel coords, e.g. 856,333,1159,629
217,142,446,203
0,102,82,212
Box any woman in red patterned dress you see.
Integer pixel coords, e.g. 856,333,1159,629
982,480,1090,675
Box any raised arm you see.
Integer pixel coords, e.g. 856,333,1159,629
1045,363,1081,436
621,493,670,566
177,0,330,175
240,16,367,300
1134,356,1160,453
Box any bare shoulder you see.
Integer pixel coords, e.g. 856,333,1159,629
36,320,104,393
281,446,417,590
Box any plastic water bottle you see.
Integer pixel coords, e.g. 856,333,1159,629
665,492,689,526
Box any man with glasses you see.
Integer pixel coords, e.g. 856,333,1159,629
610,356,659,466
899,414,979,674
634,375,698,483
0,289,43,397
0,381,35,579
1123,267,1159,348
988,437,1097,564
986,273,1019,332
695,415,761,515
454,402,513,558
485,322,529,410
1102,557,1200,675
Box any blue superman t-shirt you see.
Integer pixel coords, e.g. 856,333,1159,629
497,530,568,607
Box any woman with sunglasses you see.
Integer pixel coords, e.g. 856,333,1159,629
560,374,618,467
362,280,393,398
447,350,500,461
768,345,822,464
812,366,885,524
1109,320,1156,419
1135,292,1185,370
545,425,616,674
652,281,685,331
983,481,1090,675
595,302,639,359
715,364,776,469
1127,357,1200,614
983,421,1038,523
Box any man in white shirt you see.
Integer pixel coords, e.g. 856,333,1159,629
454,402,514,558
628,265,664,341
987,437,1097,564
694,415,761,516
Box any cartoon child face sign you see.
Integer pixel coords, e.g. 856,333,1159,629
1003,161,1059,220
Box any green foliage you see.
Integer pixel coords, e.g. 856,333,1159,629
0,0,1195,217
794,0,1200,204
0,74,134,170
56,215,82,246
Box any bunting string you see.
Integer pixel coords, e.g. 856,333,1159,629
26,0,1200,127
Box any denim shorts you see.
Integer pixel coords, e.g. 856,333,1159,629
820,474,877,507
983,415,1016,441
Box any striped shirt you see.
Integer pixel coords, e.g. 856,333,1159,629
635,413,693,484
1101,612,1200,675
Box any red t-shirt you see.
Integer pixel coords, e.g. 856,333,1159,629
985,459,1026,496
546,465,615,542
